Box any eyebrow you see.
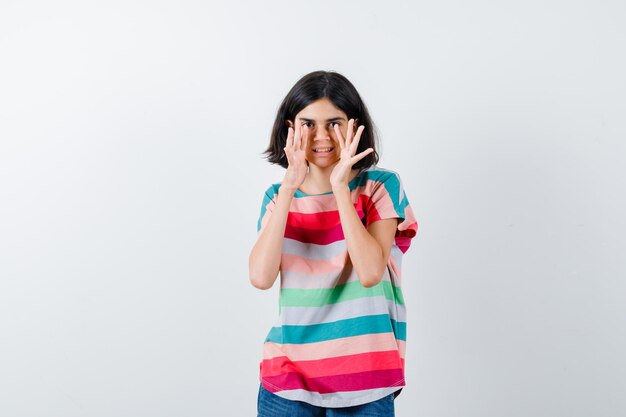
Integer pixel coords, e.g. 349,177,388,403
298,117,346,122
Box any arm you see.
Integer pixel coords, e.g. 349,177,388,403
328,119,399,287
248,186,296,290
333,185,398,288
249,121,309,290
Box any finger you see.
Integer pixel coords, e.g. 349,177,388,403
350,125,365,153
333,124,345,149
346,119,354,149
300,126,308,151
294,121,301,149
287,126,294,148
351,147,374,164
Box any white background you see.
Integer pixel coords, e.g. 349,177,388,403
1,1,625,416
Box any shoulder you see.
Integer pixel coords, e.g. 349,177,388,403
262,183,282,199
357,165,404,188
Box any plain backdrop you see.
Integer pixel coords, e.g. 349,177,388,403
1,1,625,416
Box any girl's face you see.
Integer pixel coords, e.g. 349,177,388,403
287,98,353,169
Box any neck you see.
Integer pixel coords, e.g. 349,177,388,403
302,164,359,194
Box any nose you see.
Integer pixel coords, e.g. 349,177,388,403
313,125,331,141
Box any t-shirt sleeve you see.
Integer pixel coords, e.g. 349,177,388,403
257,185,278,235
365,170,418,253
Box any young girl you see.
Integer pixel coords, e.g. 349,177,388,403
249,70,418,417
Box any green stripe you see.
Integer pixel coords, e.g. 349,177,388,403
265,314,406,344
280,280,404,307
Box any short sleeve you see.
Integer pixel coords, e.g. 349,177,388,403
257,185,278,235
365,170,418,253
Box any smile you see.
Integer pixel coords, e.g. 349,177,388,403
313,147,334,153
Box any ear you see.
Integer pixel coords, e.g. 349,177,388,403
285,120,294,128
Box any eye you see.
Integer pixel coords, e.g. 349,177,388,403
303,122,313,128
329,122,338,128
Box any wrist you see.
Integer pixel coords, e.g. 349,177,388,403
278,185,297,195
331,184,350,194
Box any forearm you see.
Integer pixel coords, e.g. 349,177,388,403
248,186,295,290
333,185,385,287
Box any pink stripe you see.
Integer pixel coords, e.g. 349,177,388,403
396,237,412,254
367,189,397,224
398,340,406,358
279,268,362,289
398,205,418,236
261,350,402,378
285,223,345,245
280,251,347,274
263,368,405,394
287,182,378,214
262,334,405,361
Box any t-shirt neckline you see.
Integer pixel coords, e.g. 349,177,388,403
293,168,365,197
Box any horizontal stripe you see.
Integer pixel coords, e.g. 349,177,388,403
282,238,347,260
280,266,396,290
280,252,402,289
265,167,397,213
256,166,415,408
261,350,402,378
280,280,405,307
280,251,347,275
259,166,414,218
287,209,365,229
279,296,405,325
262,334,406,361
279,268,358,289
262,368,405,394
292,172,364,199
284,222,346,245
270,386,402,408
265,314,406,344
366,183,403,227
286,178,378,212
257,167,417,250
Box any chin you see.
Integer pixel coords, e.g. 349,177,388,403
314,158,340,167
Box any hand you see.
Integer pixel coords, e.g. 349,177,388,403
282,121,309,191
329,119,373,189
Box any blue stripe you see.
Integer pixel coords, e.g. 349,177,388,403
265,314,406,344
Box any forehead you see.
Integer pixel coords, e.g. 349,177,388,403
295,98,347,121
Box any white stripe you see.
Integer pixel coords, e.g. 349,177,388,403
272,386,403,408
280,262,396,289
280,296,406,325
282,237,347,259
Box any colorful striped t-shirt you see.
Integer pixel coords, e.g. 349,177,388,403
256,165,418,408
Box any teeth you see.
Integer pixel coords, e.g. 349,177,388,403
314,148,333,152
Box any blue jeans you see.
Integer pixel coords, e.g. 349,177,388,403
257,385,395,417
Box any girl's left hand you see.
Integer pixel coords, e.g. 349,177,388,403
329,119,374,190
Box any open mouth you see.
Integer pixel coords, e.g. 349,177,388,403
313,147,334,153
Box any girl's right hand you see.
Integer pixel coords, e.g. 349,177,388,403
282,121,308,191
